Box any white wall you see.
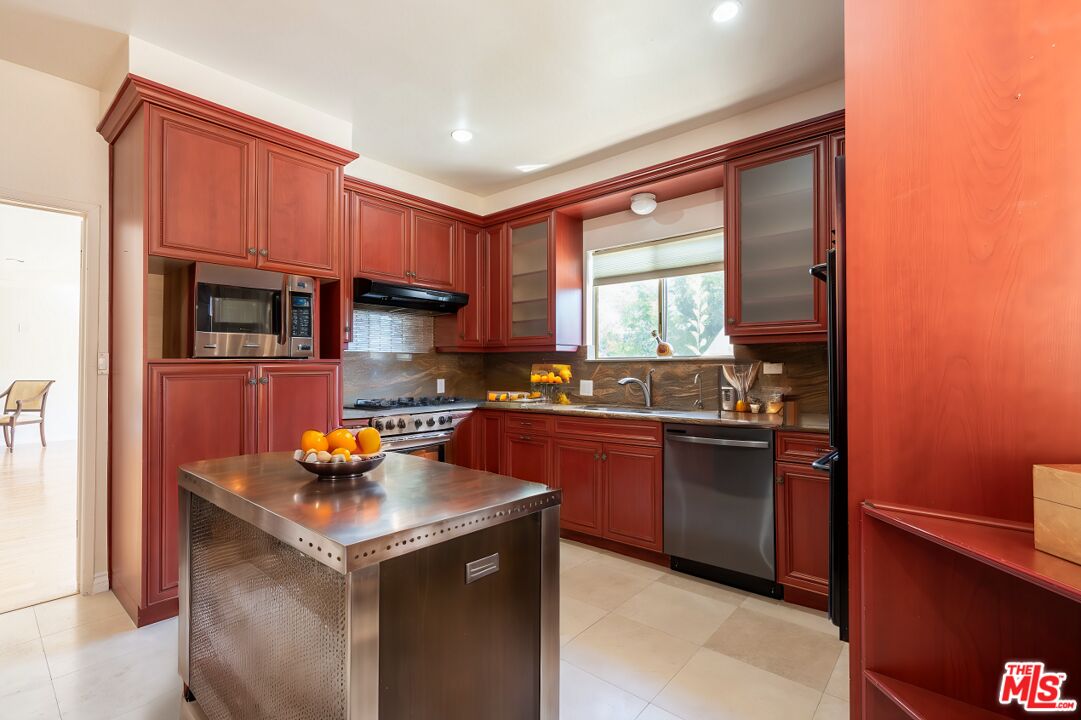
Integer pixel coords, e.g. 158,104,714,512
0,204,82,442
483,80,844,214
0,56,110,592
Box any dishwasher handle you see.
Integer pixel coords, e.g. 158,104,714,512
666,434,770,449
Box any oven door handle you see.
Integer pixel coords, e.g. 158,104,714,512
384,435,454,453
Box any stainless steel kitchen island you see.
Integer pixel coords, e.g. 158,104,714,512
176,451,561,720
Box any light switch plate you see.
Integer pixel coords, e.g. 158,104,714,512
763,362,784,375
436,378,445,393
580,380,594,396
97,352,110,375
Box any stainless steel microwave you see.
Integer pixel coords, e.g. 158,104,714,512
193,263,315,358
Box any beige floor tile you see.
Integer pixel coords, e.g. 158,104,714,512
614,582,737,645
561,557,661,611
705,607,843,691
0,605,40,650
52,639,181,720
740,596,836,635
0,638,52,697
824,646,850,700
813,693,850,720
653,648,822,720
656,571,750,606
42,613,174,680
561,594,608,646
636,705,684,720
560,540,601,573
560,661,648,720
111,688,184,720
590,549,669,577
0,682,61,719
33,591,126,637
562,614,697,701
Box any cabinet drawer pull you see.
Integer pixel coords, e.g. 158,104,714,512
465,553,500,584
520,435,531,441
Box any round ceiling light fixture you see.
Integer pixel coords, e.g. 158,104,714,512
630,192,658,216
712,0,742,22
451,129,474,143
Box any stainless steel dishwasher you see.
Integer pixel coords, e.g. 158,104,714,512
663,423,780,597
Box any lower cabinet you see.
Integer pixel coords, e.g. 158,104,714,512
774,461,831,604
503,432,552,487
602,444,664,551
552,439,604,535
473,410,504,472
135,361,339,625
447,412,475,468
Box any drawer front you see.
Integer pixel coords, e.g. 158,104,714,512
775,431,833,464
503,413,554,435
555,416,662,447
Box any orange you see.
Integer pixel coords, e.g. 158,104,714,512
356,427,382,455
326,428,358,453
330,447,351,460
300,429,328,453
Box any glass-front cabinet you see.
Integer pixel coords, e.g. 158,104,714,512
508,214,554,343
724,138,829,341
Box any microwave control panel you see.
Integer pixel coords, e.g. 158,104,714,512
290,294,313,339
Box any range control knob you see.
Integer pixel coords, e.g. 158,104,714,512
438,416,447,425
397,418,407,429
414,419,423,429
373,420,384,431
426,417,436,427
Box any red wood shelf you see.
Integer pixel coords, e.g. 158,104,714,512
865,671,1010,720
862,501,1081,604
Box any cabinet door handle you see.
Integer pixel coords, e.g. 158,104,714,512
259,248,268,257
259,377,269,384
594,453,600,460
248,379,257,386
776,475,785,484
601,453,607,461
726,316,736,324
247,247,257,255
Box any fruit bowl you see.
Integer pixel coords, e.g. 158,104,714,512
295,453,386,481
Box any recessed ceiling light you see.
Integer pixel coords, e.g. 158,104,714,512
630,193,658,215
515,164,549,173
712,0,742,22
451,129,473,143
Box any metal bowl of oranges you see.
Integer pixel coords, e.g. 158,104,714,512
294,427,384,481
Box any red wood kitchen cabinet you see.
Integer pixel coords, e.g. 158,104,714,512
257,140,342,277
552,438,604,536
446,411,475,468
257,363,340,452
483,224,508,348
145,363,258,616
352,193,410,283
434,223,485,350
774,462,830,604
148,106,258,265
724,137,830,343
602,444,663,551
411,210,456,290
503,431,552,488
473,410,504,472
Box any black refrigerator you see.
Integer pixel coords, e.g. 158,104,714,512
810,154,848,641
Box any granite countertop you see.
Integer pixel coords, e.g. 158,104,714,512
344,400,828,433
178,451,560,574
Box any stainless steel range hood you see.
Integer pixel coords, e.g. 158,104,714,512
353,278,468,315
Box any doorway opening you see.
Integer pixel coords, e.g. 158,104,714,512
0,199,83,613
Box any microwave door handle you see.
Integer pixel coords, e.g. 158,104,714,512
279,277,289,346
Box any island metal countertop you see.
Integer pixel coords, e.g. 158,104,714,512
178,451,561,575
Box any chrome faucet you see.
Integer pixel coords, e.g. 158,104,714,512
693,373,704,409
618,368,655,408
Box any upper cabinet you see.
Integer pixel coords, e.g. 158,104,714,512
257,141,342,277
148,106,258,265
350,191,457,291
724,138,830,342
101,75,356,280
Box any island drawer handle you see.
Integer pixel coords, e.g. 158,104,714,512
465,552,500,584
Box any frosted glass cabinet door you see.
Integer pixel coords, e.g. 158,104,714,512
725,138,828,340
509,216,552,340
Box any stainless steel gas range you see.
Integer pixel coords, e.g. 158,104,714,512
344,396,474,461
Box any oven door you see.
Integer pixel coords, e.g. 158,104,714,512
383,431,453,462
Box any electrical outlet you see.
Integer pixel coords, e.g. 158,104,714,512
436,378,445,393
580,380,594,396
763,362,784,375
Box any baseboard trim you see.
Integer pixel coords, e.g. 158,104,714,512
91,571,110,594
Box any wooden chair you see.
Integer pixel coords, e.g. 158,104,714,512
0,380,55,450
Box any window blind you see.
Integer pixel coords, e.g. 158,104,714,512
591,228,724,286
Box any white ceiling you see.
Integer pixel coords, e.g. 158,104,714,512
0,0,843,196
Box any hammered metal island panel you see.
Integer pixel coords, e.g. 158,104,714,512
189,495,349,720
